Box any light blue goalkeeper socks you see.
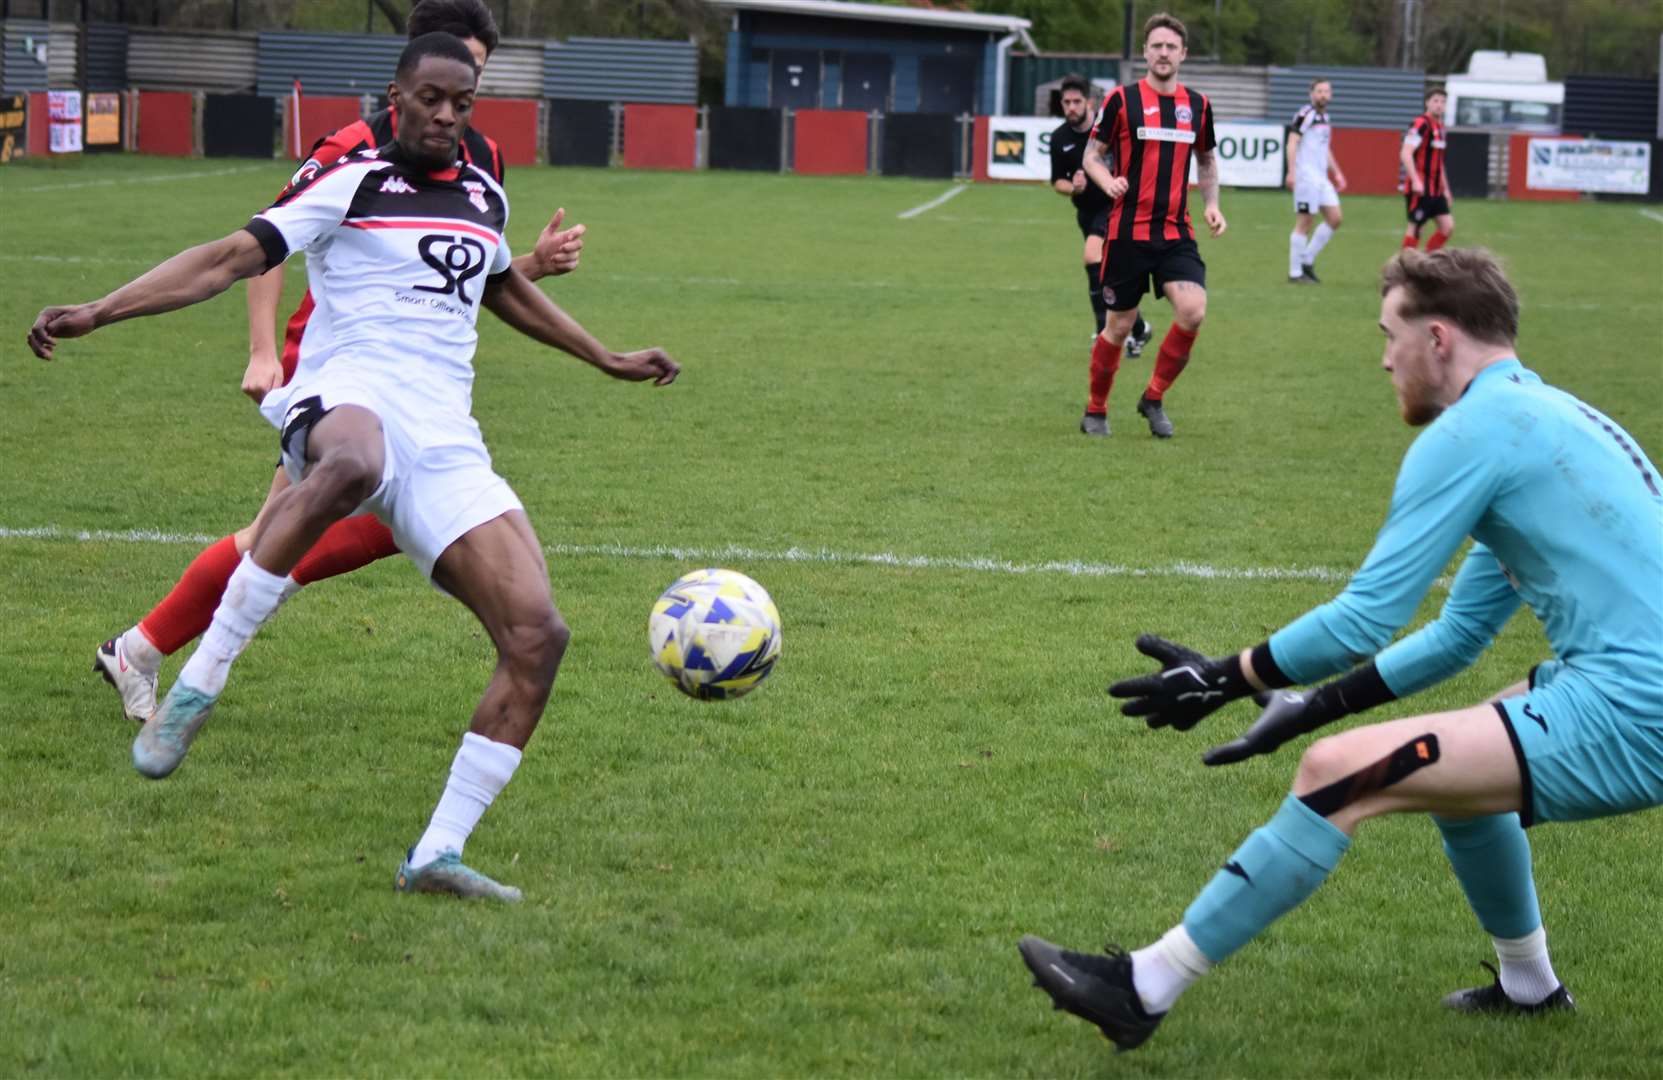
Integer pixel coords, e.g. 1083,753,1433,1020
1182,794,1351,964
1434,812,1542,939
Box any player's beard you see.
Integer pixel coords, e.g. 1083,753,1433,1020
1396,371,1446,426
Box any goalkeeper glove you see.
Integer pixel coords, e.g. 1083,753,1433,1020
1109,634,1257,731
1201,661,1398,766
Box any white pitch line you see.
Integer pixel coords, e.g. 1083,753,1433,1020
1640,209,1663,225
0,523,1362,586
897,184,970,220
2,164,271,193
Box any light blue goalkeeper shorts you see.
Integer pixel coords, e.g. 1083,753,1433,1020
1494,663,1663,826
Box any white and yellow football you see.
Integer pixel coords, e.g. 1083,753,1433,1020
648,568,781,701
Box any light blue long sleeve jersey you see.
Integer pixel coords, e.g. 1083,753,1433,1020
1269,358,1663,719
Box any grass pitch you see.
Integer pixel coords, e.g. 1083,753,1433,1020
1,155,1661,1077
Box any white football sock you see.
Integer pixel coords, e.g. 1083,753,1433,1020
1304,222,1335,265
1131,924,1213,1015
177,555,290,697
1494,926,1560,1004
122,625,163,674
1289,229,1308,277
410,732,523,867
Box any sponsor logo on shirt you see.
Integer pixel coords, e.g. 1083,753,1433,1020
1137,126,1196,144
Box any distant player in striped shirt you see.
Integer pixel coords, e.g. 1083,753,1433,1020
1401,87,1454,250
1078,12,1225,440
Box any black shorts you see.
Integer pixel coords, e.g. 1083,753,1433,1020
1406,194,1452,225
1076,203,1109,240
1099,237,1205,312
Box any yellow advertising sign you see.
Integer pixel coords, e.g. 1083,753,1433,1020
87,92,120,146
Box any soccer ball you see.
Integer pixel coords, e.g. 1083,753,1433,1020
648,568,781,700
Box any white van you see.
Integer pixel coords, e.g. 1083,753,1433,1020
1442,51,1563,132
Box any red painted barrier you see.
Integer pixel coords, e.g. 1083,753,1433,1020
286,96,362,159
137,91,194,157
1507,133,1579,202
971,115,990,181
472,97,538,167
793,109,867,175
27,92,48,156
622,103,696,170
1330,127,1410,196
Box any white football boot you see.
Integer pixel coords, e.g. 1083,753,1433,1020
94,631,160,723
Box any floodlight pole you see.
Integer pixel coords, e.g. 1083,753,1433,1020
1122,1,1134,62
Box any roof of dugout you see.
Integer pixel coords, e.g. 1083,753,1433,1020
707,0,1039,52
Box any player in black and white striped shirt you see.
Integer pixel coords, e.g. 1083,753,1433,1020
1285,79,1347,284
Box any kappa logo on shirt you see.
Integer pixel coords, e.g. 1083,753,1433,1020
379,175,417,195
463,180,489,213
1143,105,1160,116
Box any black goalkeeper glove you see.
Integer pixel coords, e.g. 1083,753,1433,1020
1201,689,1326,765
1201,662,1398,767
1108,634,1256,731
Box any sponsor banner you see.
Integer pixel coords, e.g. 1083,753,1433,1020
1196,121,1283,187
983,117,1285,188
0,93,24,163
86,92,121,147
1526,138,1650,195
48,89,82,154
987,116,1063,181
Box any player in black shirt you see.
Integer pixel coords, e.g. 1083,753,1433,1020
1051,75,1152,368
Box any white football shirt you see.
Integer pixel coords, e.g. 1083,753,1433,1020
1289,104,1332,181
246,144,512,415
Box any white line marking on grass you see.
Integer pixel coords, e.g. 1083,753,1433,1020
3,164,270,193
898,184,969,219
1,523,1364,586
1640,209,1663,225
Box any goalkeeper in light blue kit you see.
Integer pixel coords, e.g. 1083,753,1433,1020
1019,246,1663,1051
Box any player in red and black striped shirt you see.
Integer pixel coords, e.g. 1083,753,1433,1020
94,0,587,722
1400,87,1455,251
1079,12,1226,439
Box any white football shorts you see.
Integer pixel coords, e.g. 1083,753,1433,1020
1292,176,1340,214
260,365,523,582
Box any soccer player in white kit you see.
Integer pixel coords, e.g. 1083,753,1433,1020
27,33,680,902
1286,79,1347,284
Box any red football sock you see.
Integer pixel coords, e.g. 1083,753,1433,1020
1087,334,1122,414
1401,233,1419,249
138,534,241,656
1426,231,1449,252
291,515,400,587
1145,324,1199,401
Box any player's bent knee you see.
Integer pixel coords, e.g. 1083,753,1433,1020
304,453,380,518
500,608,569,685
1292,734,1353,795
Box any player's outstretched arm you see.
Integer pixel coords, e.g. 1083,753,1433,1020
28,230,270,360
481,268,679,385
